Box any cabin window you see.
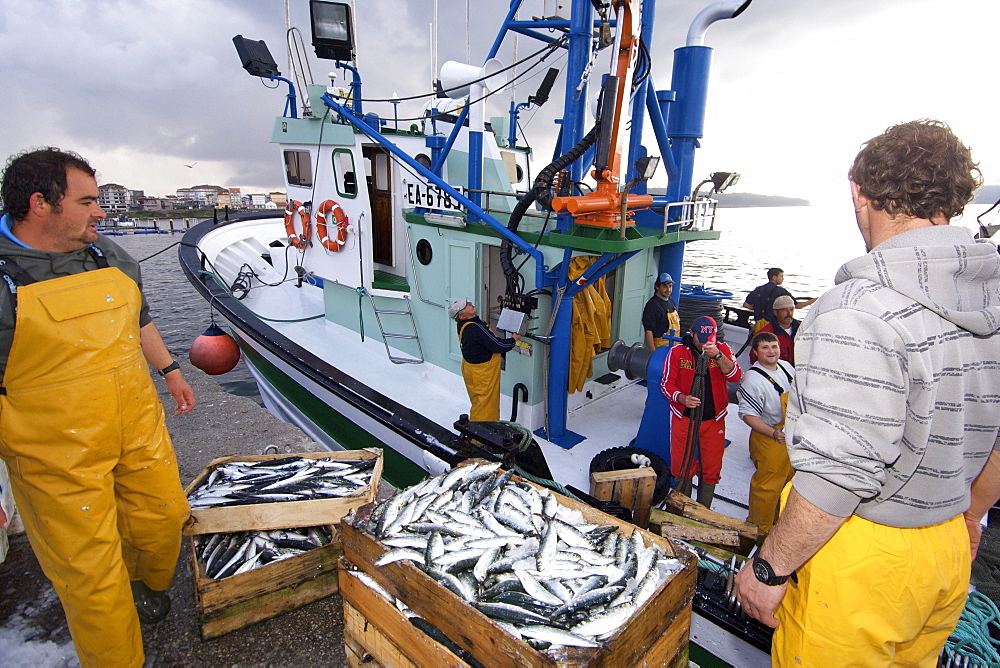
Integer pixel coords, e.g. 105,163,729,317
332,148,358,199
373,152,390,191
415,154,431,170
284,150,313,187
416,239,433,265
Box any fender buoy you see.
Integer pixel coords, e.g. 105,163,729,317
315,199,348,252
189,324,241,375
283,200,311,249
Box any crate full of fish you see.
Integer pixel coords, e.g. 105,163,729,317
340,461,697,667
183,449,382,536
190,524,342,639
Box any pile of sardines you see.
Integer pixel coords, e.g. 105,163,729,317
188,455,375,509
194,525,333,579
361,462,683,650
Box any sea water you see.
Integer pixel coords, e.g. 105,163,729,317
116,203,995,401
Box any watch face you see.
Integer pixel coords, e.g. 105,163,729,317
753,558,771,583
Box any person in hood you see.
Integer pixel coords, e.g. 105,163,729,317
450,298,519,421
734,120,1000,666
0,148,194,667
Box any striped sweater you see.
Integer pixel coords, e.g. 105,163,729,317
787,225,1000,527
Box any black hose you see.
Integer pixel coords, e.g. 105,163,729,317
510,383,529,422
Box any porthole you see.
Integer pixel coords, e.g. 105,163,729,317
515,164,524,182
415,154,432,170
416,239,433,265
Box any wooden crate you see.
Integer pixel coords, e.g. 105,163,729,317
340,484,696,667
589,467,657,528
189,526,342,639
183,449,382,536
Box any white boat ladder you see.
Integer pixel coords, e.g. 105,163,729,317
366,292,424,365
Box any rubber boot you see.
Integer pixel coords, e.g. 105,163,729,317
674,478,693,499
131,580,171,624
697,483,716,510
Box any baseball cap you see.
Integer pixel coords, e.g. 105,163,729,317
656,272,674,285
772,295,795,310
691,315,718,344
447,298,468,319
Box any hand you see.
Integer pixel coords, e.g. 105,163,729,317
773,427,786,445
680,393,701,408
165,372,196,415
702,342,720,358
512,333,521,341
965,513,983,561
733,561,786,628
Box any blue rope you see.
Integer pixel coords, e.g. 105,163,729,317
943,591,1000,667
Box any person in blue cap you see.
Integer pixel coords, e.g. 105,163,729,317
642,272,680,350
661,315,741,508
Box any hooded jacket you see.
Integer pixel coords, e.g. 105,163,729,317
786,225,1000,527
0,216,149,377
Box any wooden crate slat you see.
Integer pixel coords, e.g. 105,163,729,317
341,569,470,668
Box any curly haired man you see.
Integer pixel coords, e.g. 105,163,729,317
734,120,1000,666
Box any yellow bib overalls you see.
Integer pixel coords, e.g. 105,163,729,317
746,390,792,535
459,320,502,422
0,266,189,667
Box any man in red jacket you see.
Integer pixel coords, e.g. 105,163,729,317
661,316,742,508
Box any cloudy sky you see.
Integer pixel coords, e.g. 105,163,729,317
2,0,997,210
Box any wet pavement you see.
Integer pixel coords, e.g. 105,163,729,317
0,359,378,667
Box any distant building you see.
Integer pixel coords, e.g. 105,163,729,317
216,188,244,209
269,191,287,207
177,184,226,208
250,193,267,209
98,183,129,214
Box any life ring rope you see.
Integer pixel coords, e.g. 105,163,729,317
315,199,349,252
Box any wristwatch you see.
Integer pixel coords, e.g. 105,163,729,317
751,555,797,586
712,352,723,360
157,361,181,377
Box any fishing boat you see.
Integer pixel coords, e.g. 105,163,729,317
180,1,766,662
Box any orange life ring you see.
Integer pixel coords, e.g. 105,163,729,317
283,200,311,249
315,199,348,252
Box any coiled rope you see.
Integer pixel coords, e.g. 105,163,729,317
941,591,1000,667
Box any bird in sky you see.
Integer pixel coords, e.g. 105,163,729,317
184,162,197,168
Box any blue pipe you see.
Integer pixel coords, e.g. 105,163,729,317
335,62,363,115
645,87,677,181
429,106,469,176
269,74,298,119
625,0,657,183
468,130,483,217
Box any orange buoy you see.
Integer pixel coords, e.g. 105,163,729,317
189,324,241,375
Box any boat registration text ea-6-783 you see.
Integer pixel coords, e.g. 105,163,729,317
402,179,464,213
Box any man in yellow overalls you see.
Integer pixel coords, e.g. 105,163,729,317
449,298,519,421
0,148,195,667
733,120,1000,665
736,332,794,536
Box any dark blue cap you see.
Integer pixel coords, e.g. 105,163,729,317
692,316,717,344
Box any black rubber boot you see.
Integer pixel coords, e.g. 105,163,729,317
674,478,694,498
697,483,716,509
131,580,171,624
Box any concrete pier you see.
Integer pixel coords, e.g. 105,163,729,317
0,360,366,666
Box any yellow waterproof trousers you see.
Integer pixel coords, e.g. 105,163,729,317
0,267,189,668
746,394,790,534
462,353,502,422
774,487,970,667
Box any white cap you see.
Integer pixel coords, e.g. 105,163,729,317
772,295,795,310
447,298,468,319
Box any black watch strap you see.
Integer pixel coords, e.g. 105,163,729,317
158,361,181,376
752,555,797,586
